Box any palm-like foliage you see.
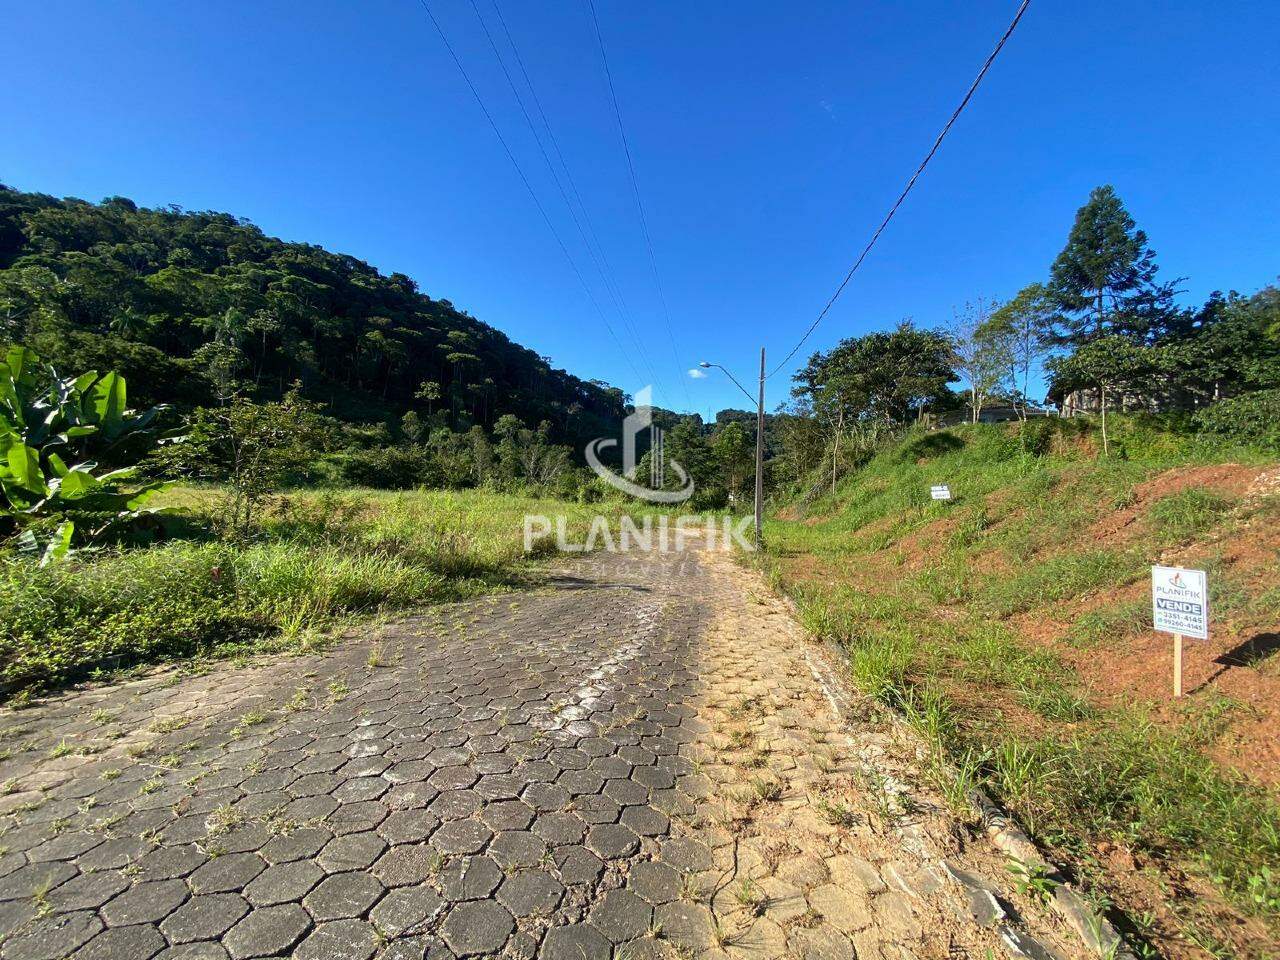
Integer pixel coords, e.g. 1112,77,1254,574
0,345,169,562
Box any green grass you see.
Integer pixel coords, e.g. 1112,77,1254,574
0,487,646,696
761,416,1280,949
1147,489,1233,544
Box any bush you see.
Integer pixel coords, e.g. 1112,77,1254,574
1194,389,1280,451
339,445,437,489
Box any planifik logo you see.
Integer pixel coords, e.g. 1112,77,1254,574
584,386,694,503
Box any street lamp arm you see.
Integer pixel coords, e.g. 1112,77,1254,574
701,362,756,407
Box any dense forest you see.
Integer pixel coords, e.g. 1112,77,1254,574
0,183,627,450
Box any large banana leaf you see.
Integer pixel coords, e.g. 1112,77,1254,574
6,443,45,496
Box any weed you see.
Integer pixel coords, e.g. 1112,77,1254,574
734,877,765,915
1007,858,1058,904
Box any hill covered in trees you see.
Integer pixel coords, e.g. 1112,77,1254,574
0,183,627,450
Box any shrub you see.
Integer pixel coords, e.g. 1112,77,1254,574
1194,389,1280,451
339,445,436,489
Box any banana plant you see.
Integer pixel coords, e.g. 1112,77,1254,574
0,345,171,561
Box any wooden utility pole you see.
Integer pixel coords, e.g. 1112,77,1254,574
754,347,765,549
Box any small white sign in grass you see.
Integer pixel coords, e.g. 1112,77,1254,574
930,484,952,501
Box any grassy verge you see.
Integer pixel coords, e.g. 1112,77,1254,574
762,416,1280,958
1,487,637,698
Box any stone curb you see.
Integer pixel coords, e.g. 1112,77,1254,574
773,589,1136,960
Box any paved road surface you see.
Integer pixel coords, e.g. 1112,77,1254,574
0,545,1079,960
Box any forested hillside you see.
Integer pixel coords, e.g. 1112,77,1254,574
0,184,626,449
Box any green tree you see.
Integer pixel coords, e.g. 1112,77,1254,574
711,420,754,503
794,321,954,427
949,298,1008,423
982,283,1058,417
1048,185,1176,346
155,387,332,538
1047,337,1176,455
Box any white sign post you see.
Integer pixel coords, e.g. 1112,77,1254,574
930,485,952,501
1151,566,1209,698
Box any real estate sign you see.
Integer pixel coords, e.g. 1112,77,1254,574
930,485,952,501
1151,566,1209,640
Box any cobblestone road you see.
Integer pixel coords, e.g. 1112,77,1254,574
0,545,1081,960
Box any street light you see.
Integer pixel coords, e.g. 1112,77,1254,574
697,350,765,549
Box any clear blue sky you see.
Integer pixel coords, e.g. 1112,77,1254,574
3,1,1277,417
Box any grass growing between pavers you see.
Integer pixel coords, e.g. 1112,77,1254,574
0,487,646,699
760,417,1280,959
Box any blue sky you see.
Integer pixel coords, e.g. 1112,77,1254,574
3,1,1278,417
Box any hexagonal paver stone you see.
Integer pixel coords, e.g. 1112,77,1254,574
138,843,208,881
102,878,190,927
370,886,444,939
224,903,312,959
318,832,386,872
521,782,570,812
77,923,168,960
429,766,479,792
260,827,331,865
541,923,612,960
153,943,230,960
788,925,856,960
304,872,385,921
553,845,603,885
161,893,250,944
1,910,102,960
654,901,716,951
628,861,681,904
431,819,492,856
497,870,564,917
189,853,265,895
27,830,104,863
378,810,439,845
601,783,650,814
659,837,712,872
473,773,523,801
480,800,535,832
294,919,379,960
488,831,547,870
332,777,389,804
244,860,324,906
429,790,483,821
440,900,514,957
589,888,653,943
48,868,130,912
372,843,441,888
78,837,151,871
0,861,77,901
437,855,504,901
586,823,639,859
532,811,586,845
621,804,670,837
327,800,389,835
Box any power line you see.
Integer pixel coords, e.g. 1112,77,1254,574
465,0,663,394
487,0,668,400
767,0,1032,380
413,0,647,386
584,0,694,411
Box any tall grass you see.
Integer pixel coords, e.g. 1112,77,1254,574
0,487,639,695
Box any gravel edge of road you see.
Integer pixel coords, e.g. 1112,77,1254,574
772,587,1137,960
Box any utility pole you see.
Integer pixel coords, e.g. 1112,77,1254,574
754,347,765,549
698,349,766,550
